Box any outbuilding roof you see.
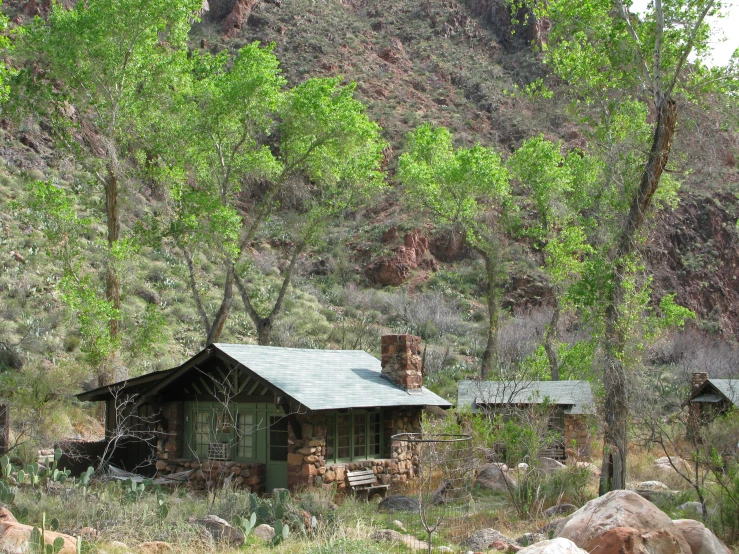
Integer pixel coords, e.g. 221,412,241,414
78,343,452,411
457,379,594,415
693,379,739,406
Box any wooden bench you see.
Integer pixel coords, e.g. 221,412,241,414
346,469,390,501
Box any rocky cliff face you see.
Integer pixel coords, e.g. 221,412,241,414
648,192,739,336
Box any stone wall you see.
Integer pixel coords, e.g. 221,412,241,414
286,407,422,491
563,414,591,459
156,458,264,492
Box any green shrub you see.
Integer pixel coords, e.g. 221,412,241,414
540,466,593,506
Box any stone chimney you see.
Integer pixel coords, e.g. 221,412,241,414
381,334,423,392
691,372,709,395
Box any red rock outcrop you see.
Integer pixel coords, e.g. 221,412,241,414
365,227,437,286
222,0,259,38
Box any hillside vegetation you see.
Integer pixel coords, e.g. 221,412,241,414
0,0,736,455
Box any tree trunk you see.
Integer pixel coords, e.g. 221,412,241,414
544,300,560,380
206,263,234,345
599,98,678,494
256,319,273,346
235,241,306,348
479,250,499,380
101,164,121,387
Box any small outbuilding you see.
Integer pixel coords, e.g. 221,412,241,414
77,334,451,493
456,379,594,460
689,372,739,421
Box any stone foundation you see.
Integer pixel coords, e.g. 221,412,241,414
155,458,265,492
287,407,423,490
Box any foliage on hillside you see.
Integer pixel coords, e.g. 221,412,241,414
0,0,738,451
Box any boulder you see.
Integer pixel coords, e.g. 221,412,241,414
574,462,600,477
673,519,732,554
187,515,244,547
637,480,669,490
518,463,529,472
517,538,589,554
476,463,516,492
252,524,275,542
539,457,566,472
677,502,705,518
0,520,78,554
462,529,512,551
543,504,577,518
654,456,691,473
557,490,691,554
377,495,420,513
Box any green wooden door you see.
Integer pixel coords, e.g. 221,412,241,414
266,414,289,491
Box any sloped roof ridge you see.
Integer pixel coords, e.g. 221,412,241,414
213,343,372,353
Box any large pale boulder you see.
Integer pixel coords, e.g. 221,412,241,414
518,538,589,554
557,490,691,554
476,463,516,492
0,520,78,554
673,519,732,554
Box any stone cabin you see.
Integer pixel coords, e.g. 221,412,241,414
76,334,451,493
456,380,594,460
689,372,739,423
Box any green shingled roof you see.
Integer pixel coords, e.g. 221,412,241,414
706,379,739,406
457,379,594,415
213,344,452,411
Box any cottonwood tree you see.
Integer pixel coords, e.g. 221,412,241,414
507,136,598,380
515,0,739,492
20,181,165,377
14,0,200,383
398,124,510,379
155,44,386,345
